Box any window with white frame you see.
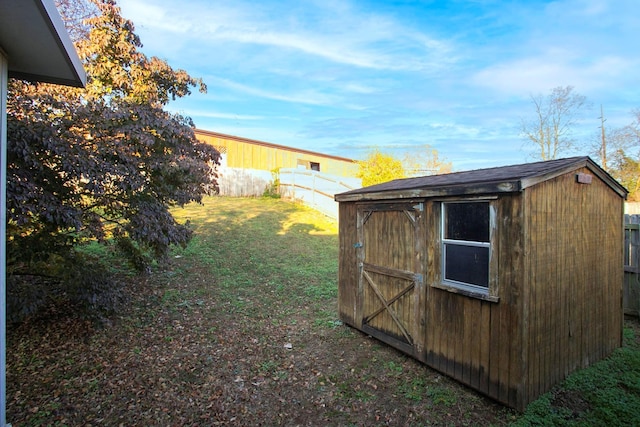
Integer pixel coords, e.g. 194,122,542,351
441,201,491,293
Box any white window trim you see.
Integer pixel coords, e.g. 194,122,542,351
435,200,499,302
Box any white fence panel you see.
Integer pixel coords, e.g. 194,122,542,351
625,202,640,214
217,167,273,197
279,168,361,219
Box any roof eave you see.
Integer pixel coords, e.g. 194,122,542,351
335,180,521,202
7,70,85,88
585,158,628,199
1,0,86,88
519,157,627,198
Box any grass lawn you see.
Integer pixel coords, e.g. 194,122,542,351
6,196,640,426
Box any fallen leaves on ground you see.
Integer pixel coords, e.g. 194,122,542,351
7,262,513,426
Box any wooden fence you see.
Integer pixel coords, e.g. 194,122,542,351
624,215,640,316
279,168,361,219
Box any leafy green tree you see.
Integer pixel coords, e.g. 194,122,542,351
357,149,406,187
6,0,219,318
521,86,589,160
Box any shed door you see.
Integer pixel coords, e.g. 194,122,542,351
357,202,424,355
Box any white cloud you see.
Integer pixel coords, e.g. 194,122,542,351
471,53,636,96
208,77,340,106
120,0,455,72
176,110,264,121
343,83,378,95
118,0,192,34
116,0,640,170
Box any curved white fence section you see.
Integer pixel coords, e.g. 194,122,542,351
279,168,361,219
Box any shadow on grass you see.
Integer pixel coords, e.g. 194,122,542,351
170,196,340,320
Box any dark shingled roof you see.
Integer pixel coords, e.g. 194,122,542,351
335,156,627,202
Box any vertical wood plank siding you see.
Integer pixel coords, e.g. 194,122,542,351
337,163,624,411
522,167,623,406
338,196,525,408
362,210,415,339
338,202,360,327
426,194,523,408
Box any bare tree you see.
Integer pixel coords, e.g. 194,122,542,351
588,105,614,170
521,86,588,160
55,0,99,41
598,105,608,169
403,145,452,176
607,110,640,199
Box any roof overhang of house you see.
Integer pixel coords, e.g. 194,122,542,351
1,3,85,425
0,0,86,87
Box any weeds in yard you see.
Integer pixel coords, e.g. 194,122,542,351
258,360,278,375
171,197,340,328
399,377,426,401
161,289,181,306
426,384,458,406
514,324,640,426
385,360,404,374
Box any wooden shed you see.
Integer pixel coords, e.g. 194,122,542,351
334,156,627,410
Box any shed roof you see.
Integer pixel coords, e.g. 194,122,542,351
0,0,86,87
335,156,627,202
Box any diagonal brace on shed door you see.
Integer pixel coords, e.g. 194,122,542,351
362,270,413,344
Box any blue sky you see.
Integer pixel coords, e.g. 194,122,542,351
117,0,640,170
